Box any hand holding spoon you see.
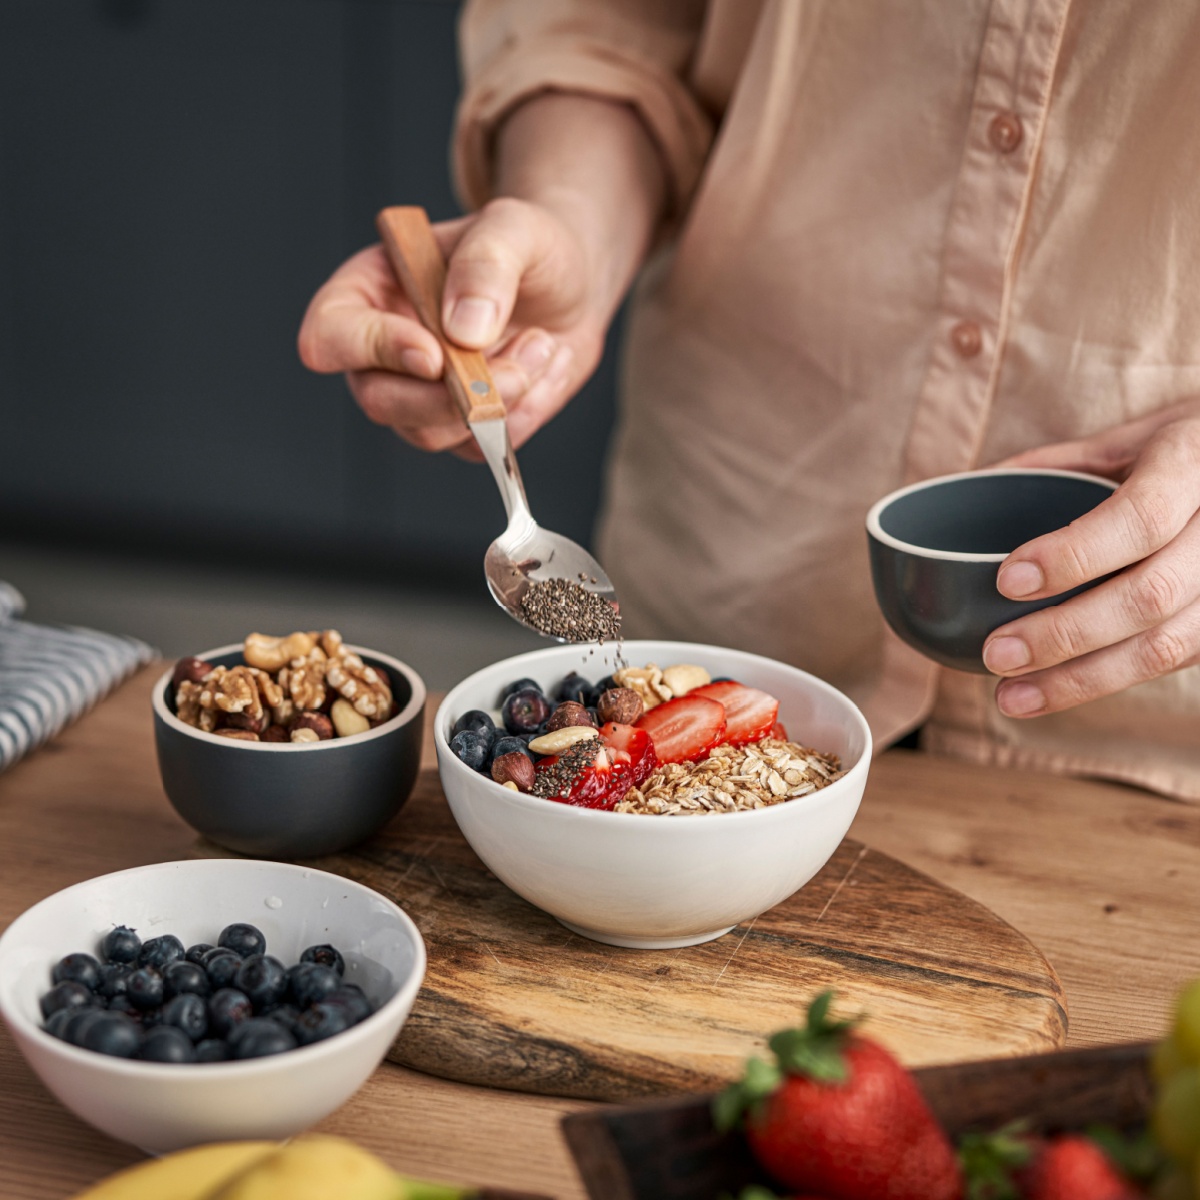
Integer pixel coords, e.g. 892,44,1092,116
375,206,620,642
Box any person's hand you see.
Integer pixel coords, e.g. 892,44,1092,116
298,198,607,457
982,399,1200,716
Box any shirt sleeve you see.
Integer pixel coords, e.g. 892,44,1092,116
453,0,715,217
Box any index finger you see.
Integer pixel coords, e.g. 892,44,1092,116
997,428,1200,600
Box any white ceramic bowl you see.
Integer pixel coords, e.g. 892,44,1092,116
436,640,872,949
0,859,425,1154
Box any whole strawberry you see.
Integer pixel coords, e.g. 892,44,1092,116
1015,1136,1139,1200
715,992,962,1200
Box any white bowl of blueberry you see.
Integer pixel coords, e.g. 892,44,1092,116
0,859,425,1154
435,640,872,949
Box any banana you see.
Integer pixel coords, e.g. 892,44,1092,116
69,1141,278,1200
205,1135,474,1200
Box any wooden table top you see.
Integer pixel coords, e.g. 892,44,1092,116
1,665,1197,1199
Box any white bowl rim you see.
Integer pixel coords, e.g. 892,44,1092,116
865,467,1118,564
152,644,426,751
435,639,872,824
0,859,427,1078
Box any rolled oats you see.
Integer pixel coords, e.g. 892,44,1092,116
614,739,842,816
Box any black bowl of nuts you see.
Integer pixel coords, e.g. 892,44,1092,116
151,631,426,857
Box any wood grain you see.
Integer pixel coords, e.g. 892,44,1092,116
236,787,1067,1100
1,665,1198,1199
560,1042,1156,1200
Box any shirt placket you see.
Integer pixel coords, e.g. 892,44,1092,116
903,0,1074,485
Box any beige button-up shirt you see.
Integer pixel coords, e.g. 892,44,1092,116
455,0,1200,801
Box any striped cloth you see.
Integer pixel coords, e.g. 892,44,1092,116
0,584,155,773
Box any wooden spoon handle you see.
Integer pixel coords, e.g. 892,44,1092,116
375,205,507,424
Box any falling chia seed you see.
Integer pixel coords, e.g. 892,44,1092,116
519,577,621,645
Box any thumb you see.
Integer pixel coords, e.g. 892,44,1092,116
441,199,557,349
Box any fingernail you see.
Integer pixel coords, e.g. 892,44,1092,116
400,349,436,378
997,681,1046,716
983,636,1031,674
445,297,498,346
490,364,525,403
997,561,1044,598
512,332,556,378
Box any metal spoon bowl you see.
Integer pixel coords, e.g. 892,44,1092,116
376,207,618,641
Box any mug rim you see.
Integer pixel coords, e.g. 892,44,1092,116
865,468,1118,564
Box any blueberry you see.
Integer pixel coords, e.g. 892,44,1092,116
293,1000,353,1045
234,955,287,1012
231,1018,297,1059
107,994,140,1018
126,967,164,1010
300,944,345,977
195,1038,231,1062
138,1025,196,1062
43,1008,74,1040
81,1012,141,1058
593,674,618,695
487,735,533,768
202,946,242,990
451,709,496,738
711,676,733,683
100,925,141,965
208,987,253,1039
554,673,592,705
138,935,185,971
164,960,211,1000
286,962,339,1010
40,980,94,1020
161,992,208,1041
501,678,541,699
63,1008,107,1047
501,688,552,736
185,943,214,965
98,963,131,999
262,1003,302,1036
329,983,373,1025
140,1005,164,1029
450,729,490,772
218,923,266,958
52,953,101,992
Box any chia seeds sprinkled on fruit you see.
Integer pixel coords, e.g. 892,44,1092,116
519,578,621,644
532,737,602,799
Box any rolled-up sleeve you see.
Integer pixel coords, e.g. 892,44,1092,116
453,0,715,217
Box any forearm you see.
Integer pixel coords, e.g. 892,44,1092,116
493,92,668,326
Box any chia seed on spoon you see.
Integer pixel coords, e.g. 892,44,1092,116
519,577,621,644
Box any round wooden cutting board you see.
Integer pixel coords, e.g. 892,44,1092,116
199,768,1066,1103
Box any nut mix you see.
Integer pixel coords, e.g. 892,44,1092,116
450,661,843,815
172,630,393,743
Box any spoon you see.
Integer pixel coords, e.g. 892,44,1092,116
375,206,619,641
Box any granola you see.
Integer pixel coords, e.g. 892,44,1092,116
614,738,842,816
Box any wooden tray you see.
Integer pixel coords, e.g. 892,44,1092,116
561,1042,1155,1200
199,768,1067,1102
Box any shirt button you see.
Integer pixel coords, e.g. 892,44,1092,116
951,320,982,358
988,111,1023,154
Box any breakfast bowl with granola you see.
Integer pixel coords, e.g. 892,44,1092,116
435,641,871,948
152,630,425,858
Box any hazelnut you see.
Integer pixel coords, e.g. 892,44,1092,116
261,724,290,743
214,728,259,742
546,701,596,732
172,656,214,688
491,751,535,792
597,687,643,726
290,712,334,740
224,711,268,734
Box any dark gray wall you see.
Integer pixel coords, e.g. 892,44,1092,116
0,0,620,585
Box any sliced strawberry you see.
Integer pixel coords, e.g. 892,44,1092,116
691,680,779,745
634,695,726,763
769,720,789,741
535,742,615,809
599,722,659,790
